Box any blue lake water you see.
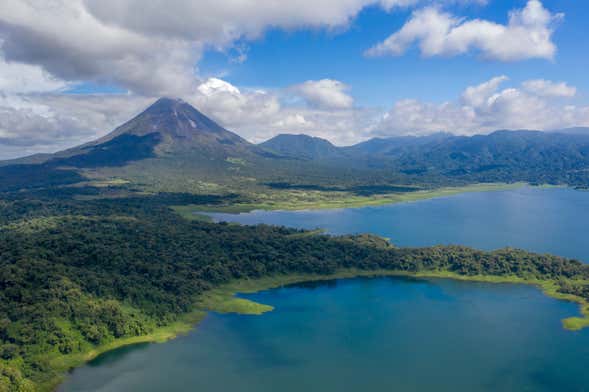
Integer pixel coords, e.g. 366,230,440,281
60,187,589,391
61,277,589,392
208,187,589,262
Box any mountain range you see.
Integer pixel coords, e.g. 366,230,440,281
1,97,589,192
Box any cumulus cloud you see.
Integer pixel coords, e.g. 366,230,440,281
1,75,587,159
0,0,431,98
522,79,576,97
0,94,151,159
374,76,589,137
192,78,281,133
291,79,354,110
366,0,563,61
461,75,509,107
0,0,198,96
191,78,371,145
0,0,489,96
0,55,69,93
0,76,369,158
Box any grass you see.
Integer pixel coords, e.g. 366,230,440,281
195,288,273,315
38,310,207,392
173,183,526,218
170,206,213,222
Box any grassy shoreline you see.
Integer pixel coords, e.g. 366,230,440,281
50,268,589,391
173,182,529,217
39,311,207,392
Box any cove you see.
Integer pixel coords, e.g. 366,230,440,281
207,187,589,262
60,276,589,391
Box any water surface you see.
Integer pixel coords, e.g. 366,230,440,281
61,277,589,391
208,187,589,262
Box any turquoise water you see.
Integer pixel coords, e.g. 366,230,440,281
61,277,589,391
208,187,589,262
59,188,589,391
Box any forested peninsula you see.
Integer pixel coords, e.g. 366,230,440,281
1,191,589,391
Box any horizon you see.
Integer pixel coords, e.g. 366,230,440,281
7,95,589,162
1,0,589,159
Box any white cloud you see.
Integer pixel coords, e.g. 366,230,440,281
197,78,241,96
192,78,282,134
366,0,563,61
0,0,488,96
0,1,198,96
461,75,508,107
0,94,151,159
1,75,587,159
0,76,361,159
292,79,354,110
0,55,69,93
191,78,371,145
522,79,576,97
374,76,589,137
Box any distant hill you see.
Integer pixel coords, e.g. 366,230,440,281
53,97,259,162
0,98,275,191
388,130,589,183
548,127,589,136
89,97,255,157
264,129,589,186
343,132,453,157
260,134,344,160
1,98,589,192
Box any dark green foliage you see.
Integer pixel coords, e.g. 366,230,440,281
0,164,84,192
54,133,161,168
260,134,344,160
262,130,589,188
0,132,165,193
388,130,589,187
0,134,160,192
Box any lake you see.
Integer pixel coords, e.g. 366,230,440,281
207,187,589,262
61,277,589,391
60,187,589,391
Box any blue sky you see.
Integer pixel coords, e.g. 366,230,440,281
0,0,588,158
198,0,588,107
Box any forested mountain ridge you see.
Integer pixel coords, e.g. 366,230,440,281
260,134,345,160
261,129,589,187
1,98,589,194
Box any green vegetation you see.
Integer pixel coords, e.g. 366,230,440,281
173,182,524,216
1,190,589,391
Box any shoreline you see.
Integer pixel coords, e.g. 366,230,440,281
173,182,532,218
52,268,589,391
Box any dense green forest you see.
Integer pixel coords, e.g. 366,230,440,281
1,190,589,391
261,130,589,189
